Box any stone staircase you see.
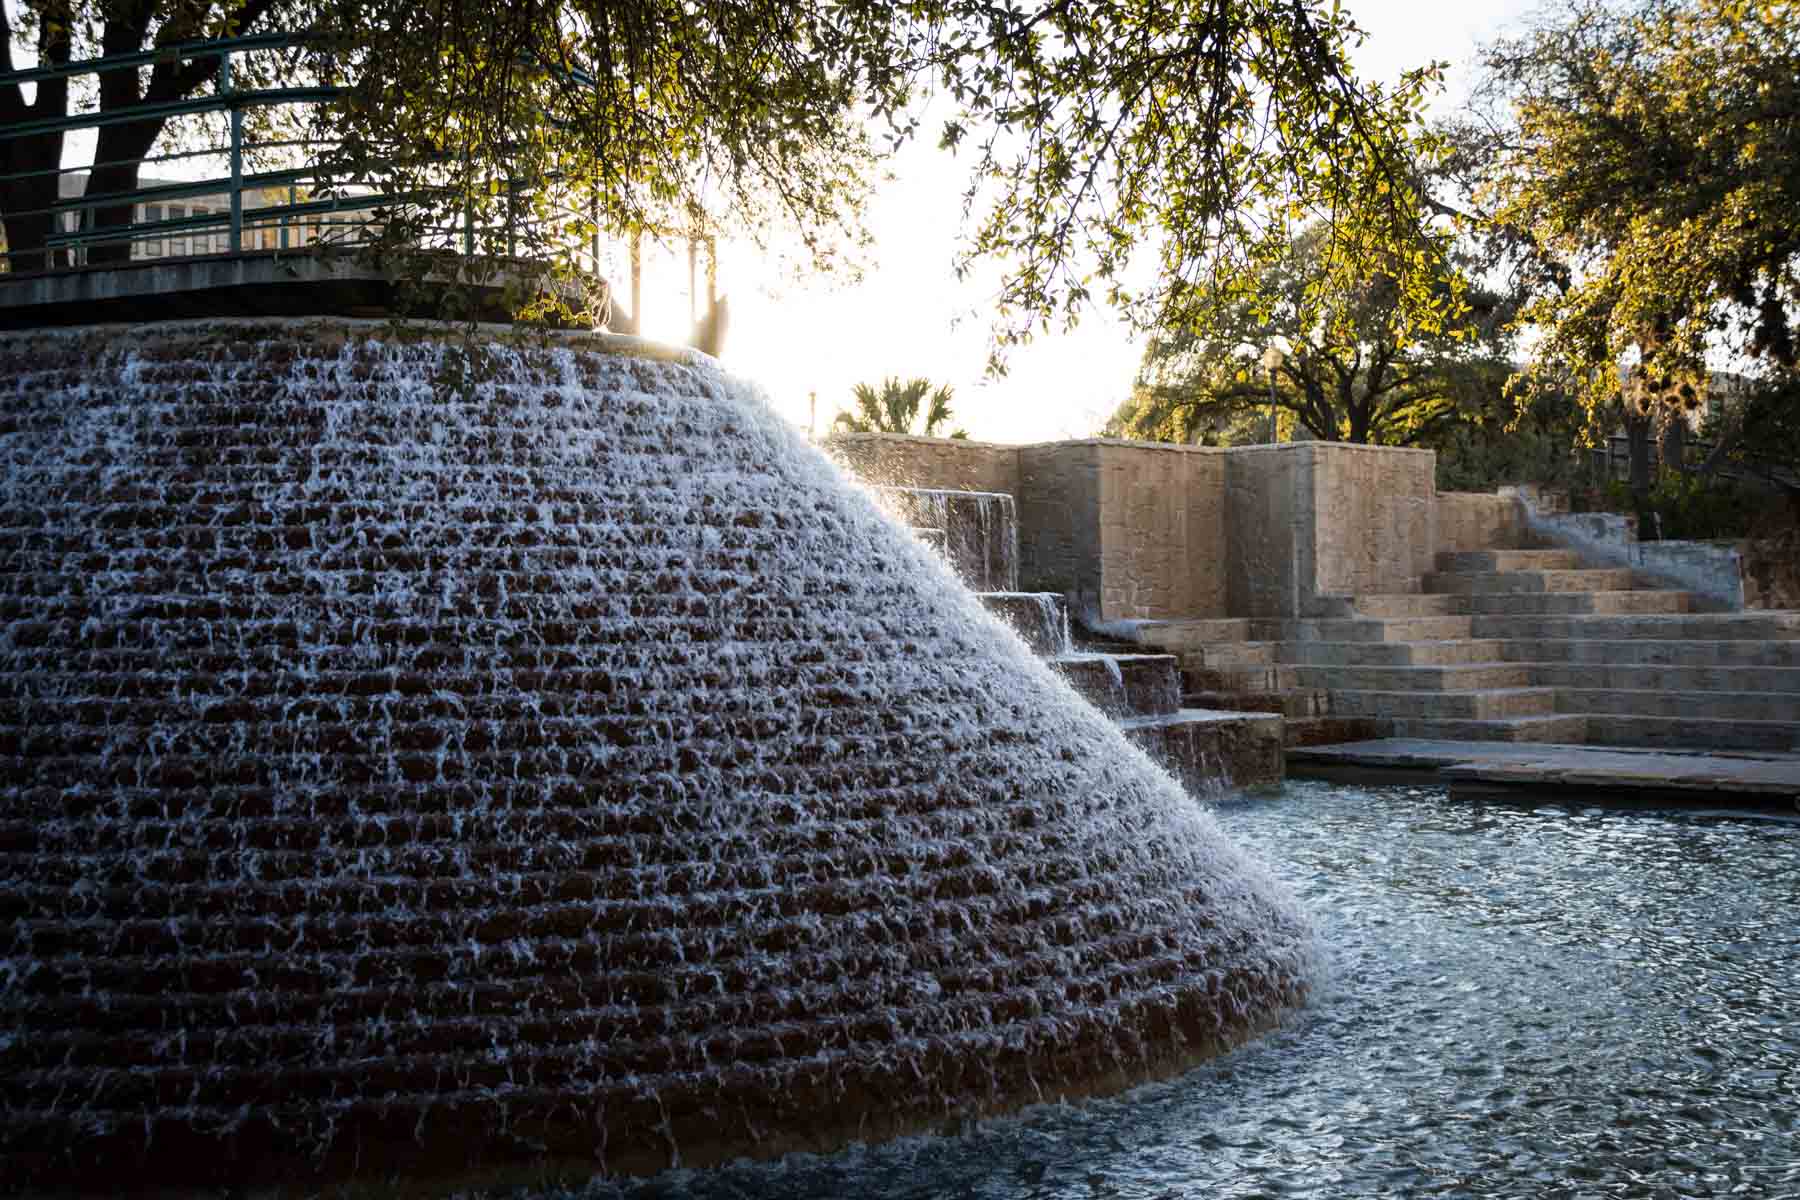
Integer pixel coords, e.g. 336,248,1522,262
877,490,1285,790
1121,548,1800,753
978,592,1282,790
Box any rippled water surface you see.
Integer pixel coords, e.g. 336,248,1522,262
559,781,1800,1199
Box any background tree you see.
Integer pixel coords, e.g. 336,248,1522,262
1,0,293,271
1468,0,1800,523
320,0,1461,346
833,377,968,439
1108,225,1507,446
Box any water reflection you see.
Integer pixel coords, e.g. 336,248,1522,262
546,782,1800,1199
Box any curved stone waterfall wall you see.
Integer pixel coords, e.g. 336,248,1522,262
0,321,1315,1194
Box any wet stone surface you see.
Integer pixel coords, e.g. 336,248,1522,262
570,780,1800,1199
0,321,1310,1192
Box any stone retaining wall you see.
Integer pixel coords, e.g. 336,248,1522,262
839,433,1446,621
834,435,1799,620
1097,442,1228,620
1302,443,1438,611
1509,491,1750,611
823,432,1019,495
1017,442,1104,615
1438,491,1526,553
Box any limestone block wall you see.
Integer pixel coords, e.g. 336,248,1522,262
1438,491,1526,553
838,434,1444,621
1223,444,1437,617
1305,443,1437,608
1095,442,1229,621
1224,446,1306,619
824,432,1020,495
1017,442,1104,616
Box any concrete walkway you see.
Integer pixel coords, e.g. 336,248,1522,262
1290,738,1800,807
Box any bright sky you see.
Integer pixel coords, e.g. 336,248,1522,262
630,0,1538,443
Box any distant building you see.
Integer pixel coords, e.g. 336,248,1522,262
53,173,329,263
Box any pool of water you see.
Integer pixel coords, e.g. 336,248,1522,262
549,780,1800,1199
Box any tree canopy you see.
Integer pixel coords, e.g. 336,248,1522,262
1465,0,1800,497
4,0,1448,350
834,376,967,439
1110,224,1506,446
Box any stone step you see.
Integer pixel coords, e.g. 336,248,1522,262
977,592,1070,656
1117,708,1284,791
1279,616,1476,643
1122,618,1254,650
1283,715,1391,748
1388,714,1590,743
1527,663,1800,692
1312,593,1466,618
1289,662,1533,691
1280,639,1512,667
1050,652,1180,717
1465,590,1694,616
1330,687,1557,720
1476,612,1800,642
1185,688,1331,718
1436,548,1584,572
1424,567,1638,595
1179,641,1279,669
1554,688,1800,723
1501,637,1800,668
1182,664,1307,693
1581,715,1800,754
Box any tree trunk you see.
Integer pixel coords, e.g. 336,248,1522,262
0,0,72,272
1625,407,1657,539
84,122,163,266
0,149,66,273
1660,412,1686,474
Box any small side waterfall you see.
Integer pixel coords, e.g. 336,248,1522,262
0,320,1314,1195
877,487,1019,592
971,591,1072,656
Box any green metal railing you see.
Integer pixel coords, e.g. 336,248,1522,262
0,33,605,278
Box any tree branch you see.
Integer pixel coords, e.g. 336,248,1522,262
148,0,286,103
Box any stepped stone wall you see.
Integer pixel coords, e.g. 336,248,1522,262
1301,444,1438,610
0,321,1315,1194
1017,442,1105,614
1014,442,1228,622
824,432,1019,496
841,434,1447,621
1224,446,1304,619
877,488,1019,592
1224,443,1437,618
1098,443,1228,620
1438,492,1527,554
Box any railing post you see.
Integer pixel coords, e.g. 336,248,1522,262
589,188,599,277
221,50,243,253
505,174,516,259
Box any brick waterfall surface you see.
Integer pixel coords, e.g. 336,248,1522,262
0,321,1316,1194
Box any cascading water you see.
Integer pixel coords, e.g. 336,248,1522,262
974,592,1073,658
0,320,1315,1194
877,487,1018,593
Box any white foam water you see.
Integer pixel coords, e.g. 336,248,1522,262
0,320,1316,1193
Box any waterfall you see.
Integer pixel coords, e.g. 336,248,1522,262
0,319,1315,1193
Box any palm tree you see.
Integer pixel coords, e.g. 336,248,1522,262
833,377,969,438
